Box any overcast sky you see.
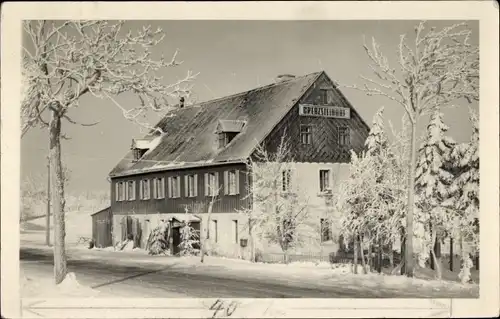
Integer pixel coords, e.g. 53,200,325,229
21,20,479,194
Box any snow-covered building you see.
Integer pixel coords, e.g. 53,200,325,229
107,71,370,258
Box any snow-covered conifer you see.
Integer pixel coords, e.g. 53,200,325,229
414,108,456,276
365,107,389,157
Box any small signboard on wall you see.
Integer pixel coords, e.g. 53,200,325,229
299,104,350,119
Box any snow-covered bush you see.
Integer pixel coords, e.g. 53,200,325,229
146,221,170,255
178,209,200,257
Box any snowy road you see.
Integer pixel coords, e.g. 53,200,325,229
21,248,365,298
20,247,478,298
22,247,403,298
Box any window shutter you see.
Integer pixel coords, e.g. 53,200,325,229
215,172,220,195
235,170,240,195
132,181,136,200
176,177,181,198
125,182,129,200
139,181,143,199
184,175,189,197
194,174,198,197
167,177,172,198
159,177,165,198
329,170,333,189
204,173,209,196
349,128,353,145
223,171,229,195
153,179,157,199
115,183,119,201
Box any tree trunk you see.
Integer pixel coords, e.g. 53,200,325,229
358,235,368,274
377,238,383,273
430,226,442,280
430,221,435,270
200,200,214,263
249,218,256,262
366,237,372,271
449,237,454,272
353,236,359,274
400,235,406,275
405,120,418,277
389,242,394,268
49,109,67,284
46,157,51,246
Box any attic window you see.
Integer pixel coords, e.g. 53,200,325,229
132,148,148,161
131,137,155,162
216,119,246,149
218,132,238,149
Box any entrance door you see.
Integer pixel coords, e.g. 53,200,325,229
172,227,181,256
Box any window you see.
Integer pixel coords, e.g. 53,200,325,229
320,89,329,105
204,172,219,197
218,132,238,149
320,218,332,242
224,170,240,195
300,125,312,145
232,220,239,244
139,179,150,200
282,169,292,192
153,177,165,199
338,127,350,146
168,176,181,198
185,174,198,198
319,170,331,192
127,181,136,201
210,220,218,243
115,181,126,201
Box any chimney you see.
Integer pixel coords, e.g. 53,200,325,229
179,96,185,108
275,74,295,83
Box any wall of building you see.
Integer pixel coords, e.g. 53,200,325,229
111,162,250,216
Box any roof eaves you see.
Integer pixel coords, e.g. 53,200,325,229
109,159,248,179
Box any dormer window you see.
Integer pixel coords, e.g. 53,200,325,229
215,119,246,149
218,132,238,149
131,136,160,162
132,148,148,161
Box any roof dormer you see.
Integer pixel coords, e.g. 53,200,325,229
215,119,246,149
131,135,162,162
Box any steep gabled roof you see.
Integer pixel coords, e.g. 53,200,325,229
109,71,323,178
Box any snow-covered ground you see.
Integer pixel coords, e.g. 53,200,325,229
21,241,479,298
20,211,479,298
21,271,102,298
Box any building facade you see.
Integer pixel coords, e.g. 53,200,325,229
107,71,370,258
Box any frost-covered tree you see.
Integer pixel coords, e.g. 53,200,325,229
443,108,479,283
178,207,201,257
414,108,456,278
365,107,389,157
21,20,197,283
146,220,170,256
242,134,312,264
348,21,479,277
